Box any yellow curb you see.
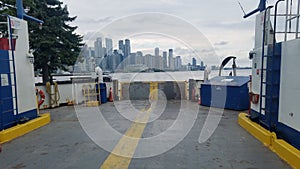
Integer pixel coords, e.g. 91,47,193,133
238,113,300,169
238,113,272,146
0,113,51,144
271,136,300,169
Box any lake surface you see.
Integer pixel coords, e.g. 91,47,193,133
112,69,251,82
35,69,251,83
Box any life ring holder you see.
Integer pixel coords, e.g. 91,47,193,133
250,92,259,104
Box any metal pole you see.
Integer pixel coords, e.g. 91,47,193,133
289,0,293,33
274,0,286,45
285,0,289,41
271,0,285,130
296,0,300,38
16,0,44,24
16,0,23,19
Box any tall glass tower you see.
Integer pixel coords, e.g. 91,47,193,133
118,40,124,55
94,37,103,66
168,49,174,70
124,39,131,58
163,51,167,70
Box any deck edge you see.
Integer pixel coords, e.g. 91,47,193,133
238,113,300,169
0,113,51,144
238,113,271,146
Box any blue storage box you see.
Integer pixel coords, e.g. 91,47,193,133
200,76,250,110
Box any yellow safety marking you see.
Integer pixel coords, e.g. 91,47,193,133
120,83,123,101
149,82,158,100
83,83,99,107
238,113,272,146
238,113,300,169
100,108,151,169
271,138,300,169
0,113,51,144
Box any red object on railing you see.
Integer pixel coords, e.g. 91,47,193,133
0,38,16,50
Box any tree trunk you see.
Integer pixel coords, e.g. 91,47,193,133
42,64,50,84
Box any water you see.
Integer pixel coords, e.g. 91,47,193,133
34,69,251,83
112,69,251,82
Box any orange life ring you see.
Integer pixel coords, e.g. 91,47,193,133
37,89,45,107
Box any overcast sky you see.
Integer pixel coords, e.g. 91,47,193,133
59,0,273,66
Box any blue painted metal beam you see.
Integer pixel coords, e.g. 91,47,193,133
244,0,267,18
16,0,23,19
16,0,44,24
259,0,267,11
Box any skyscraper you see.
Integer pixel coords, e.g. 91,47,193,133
136,51,143,65
94,37,103,66
155,48,159,57
129,53,136,65
192,58,197,67
200,61,205,70
102,47,107,70
163,51,167,70
175,56,182,70
105,38,113,71
106,38,113,56
113,50,119,71
114,49,123,70
144,54,149,67
124,39,131,58
88,47,95,58
169,49,174,70
118,40,124,55
154,47,160,69
144,54,154,68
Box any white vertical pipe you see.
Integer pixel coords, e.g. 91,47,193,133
285,0,289,41
296,0,300,38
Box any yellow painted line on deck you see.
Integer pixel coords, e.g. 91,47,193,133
101,82,157,169
100,108,151,169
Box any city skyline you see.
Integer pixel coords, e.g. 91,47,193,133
76,37,209,72
91,37,206,63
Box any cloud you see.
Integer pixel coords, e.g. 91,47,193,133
199,48,216,53
174,47,192,56
83,31,104,41
76,16,114,24
158,0,181,5
200,19,255,31
60,0,261,66
214,41,229,46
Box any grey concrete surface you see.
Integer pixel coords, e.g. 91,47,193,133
0,101,291,169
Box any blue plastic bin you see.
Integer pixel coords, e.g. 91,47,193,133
200,76,250,110
96,83,107,104
100,83,107,103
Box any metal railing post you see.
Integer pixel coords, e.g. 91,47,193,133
285,0,289,41
274,0,286,45
296,0,300,38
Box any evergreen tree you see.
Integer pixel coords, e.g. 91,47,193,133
28,0,83,83
1,0,83,84
0,0,16,16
